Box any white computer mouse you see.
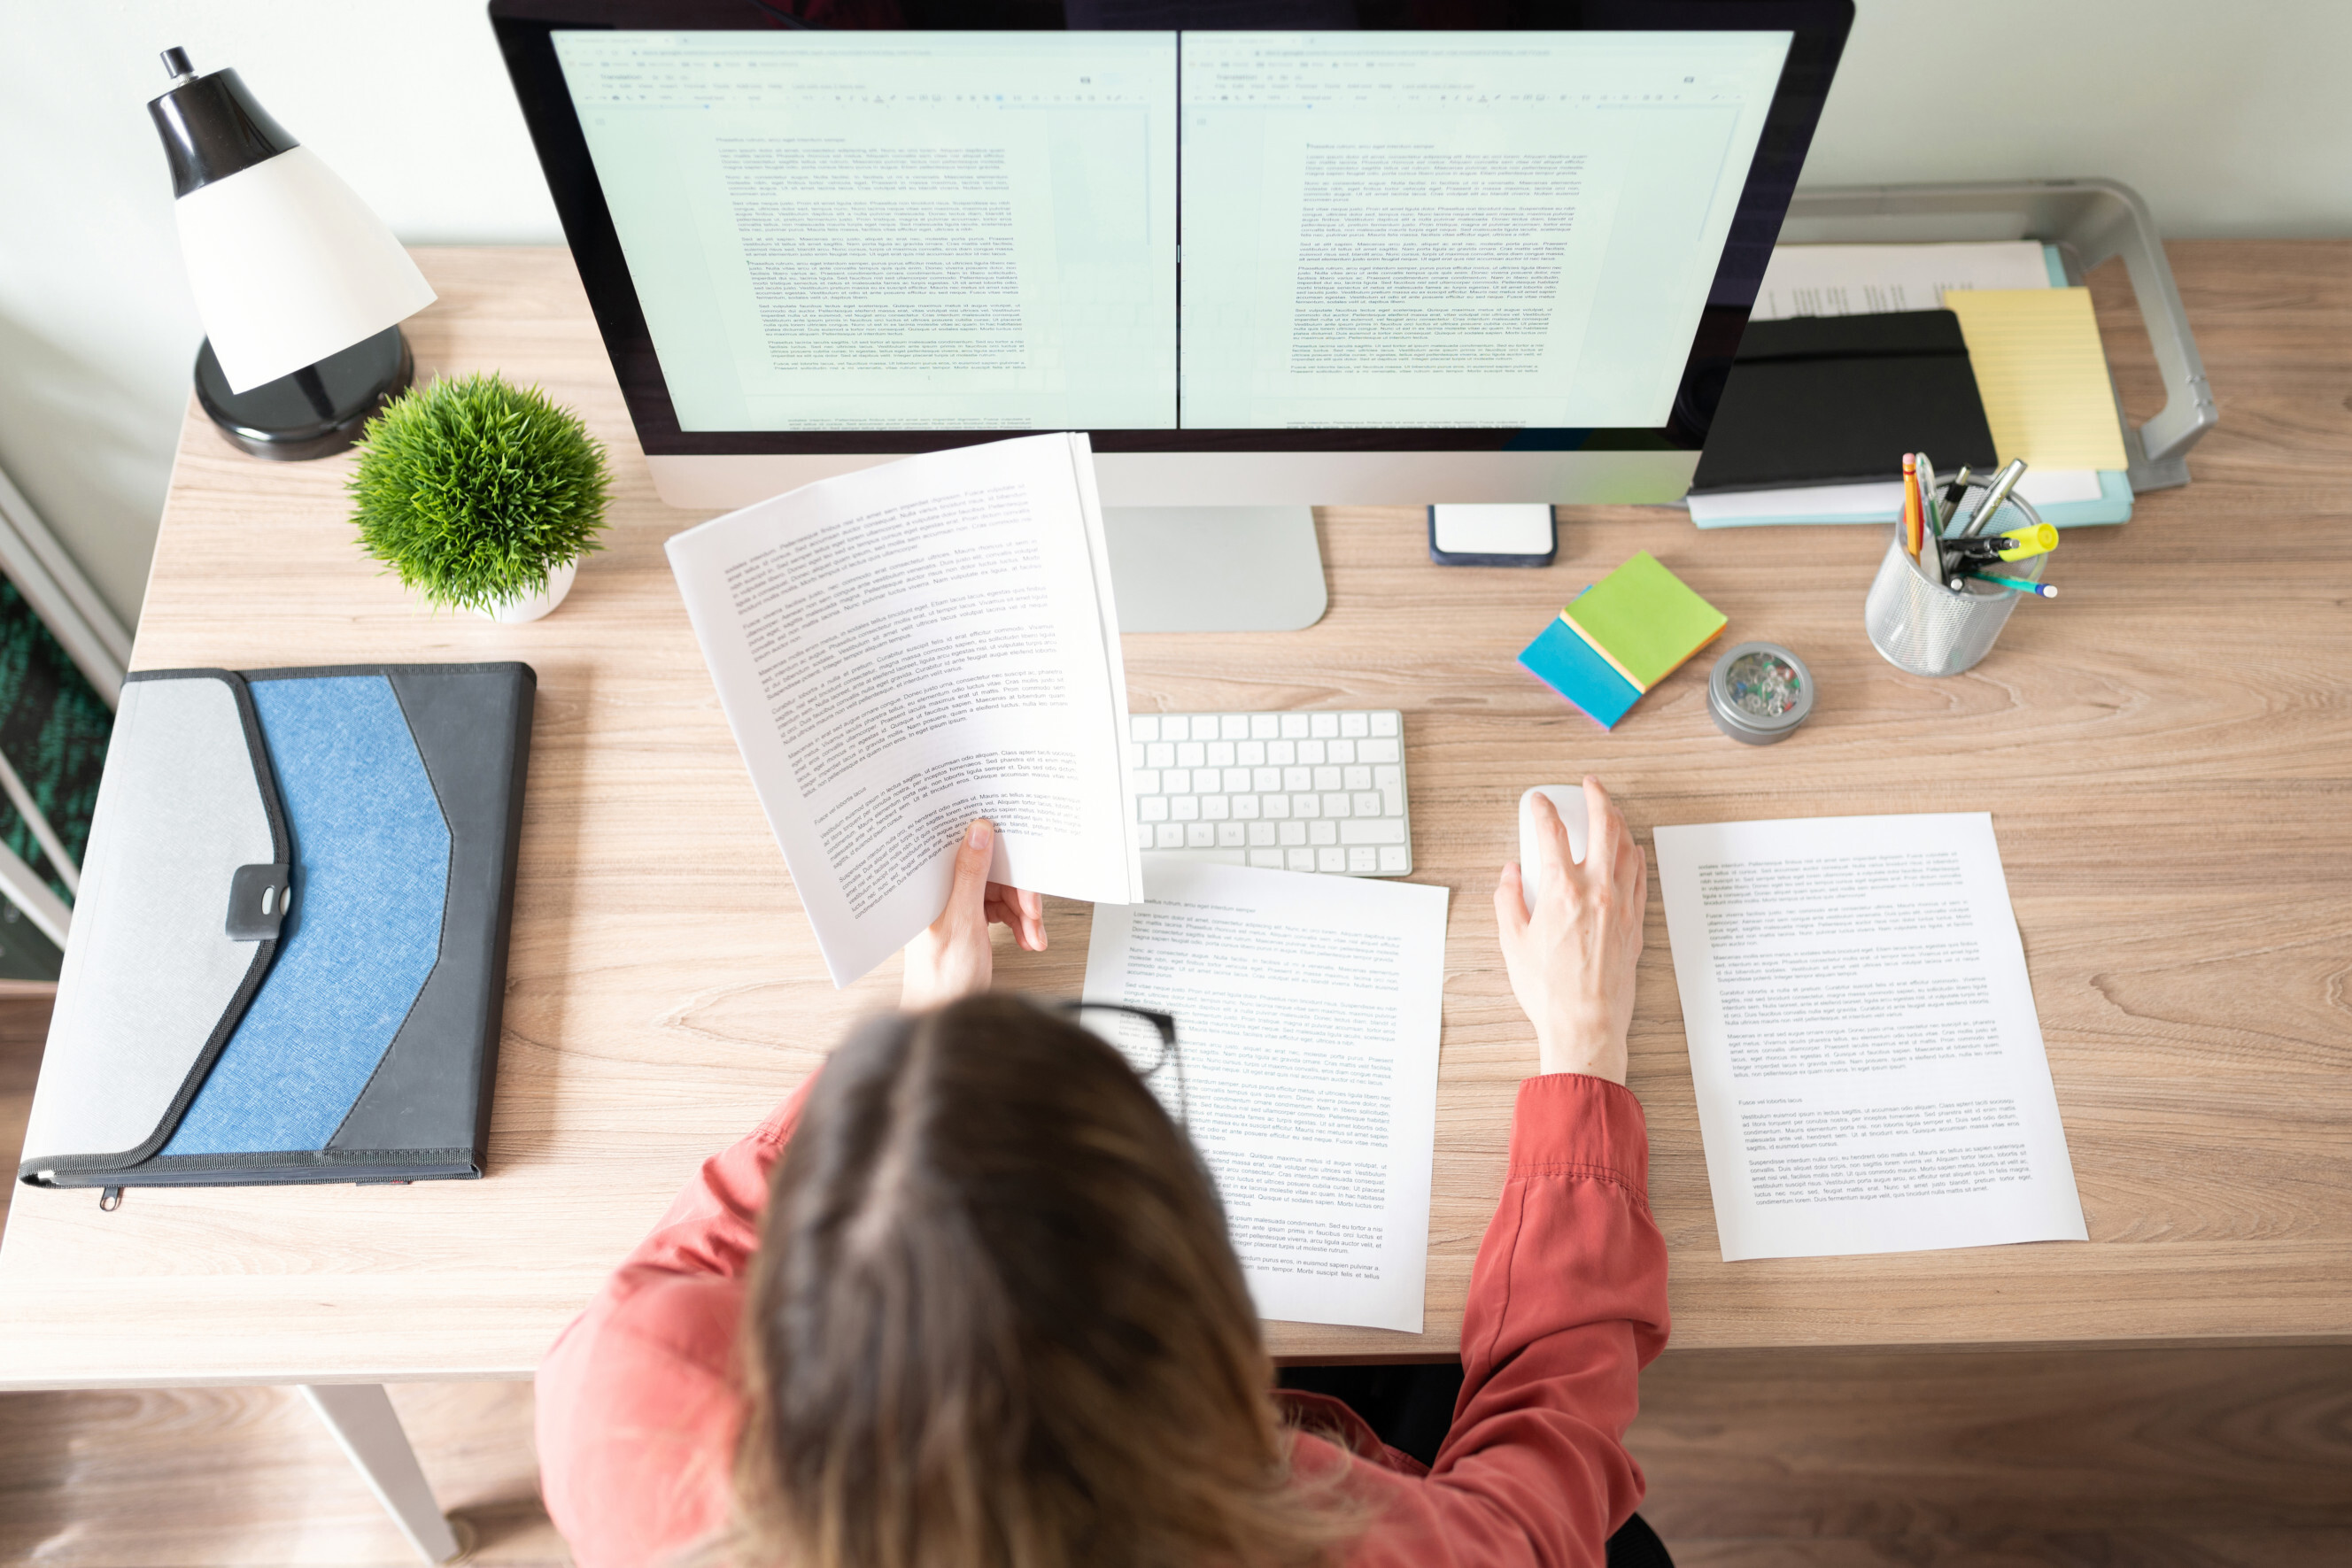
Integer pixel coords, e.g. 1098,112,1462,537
1518,785,1590,915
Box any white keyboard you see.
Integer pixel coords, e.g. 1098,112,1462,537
1129,709,1412,877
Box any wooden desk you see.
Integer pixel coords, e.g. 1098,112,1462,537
2,243,2347,1404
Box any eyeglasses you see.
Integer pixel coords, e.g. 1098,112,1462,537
1053,1000,1186,1122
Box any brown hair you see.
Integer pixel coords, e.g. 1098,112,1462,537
726,995,1352,1568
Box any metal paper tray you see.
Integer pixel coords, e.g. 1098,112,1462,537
1779,179,2217,491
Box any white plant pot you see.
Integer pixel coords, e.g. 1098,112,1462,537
477,559,576,624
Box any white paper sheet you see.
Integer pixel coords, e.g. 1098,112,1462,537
1685,467,2105,526
1082,861,1450,1332
668,432,1141,987
1653,813,2086,1263
1749,241,2054,322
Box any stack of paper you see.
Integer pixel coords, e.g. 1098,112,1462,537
1519,552,1726,729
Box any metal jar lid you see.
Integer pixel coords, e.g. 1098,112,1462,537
1707,641,1814,745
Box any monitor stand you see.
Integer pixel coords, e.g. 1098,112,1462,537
1100,506,1327,633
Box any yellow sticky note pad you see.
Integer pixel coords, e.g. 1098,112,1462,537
1943,287,2130,471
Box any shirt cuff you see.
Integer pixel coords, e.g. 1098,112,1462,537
1507,1073,1650,1205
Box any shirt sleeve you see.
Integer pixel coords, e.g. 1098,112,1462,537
536,1074,822,1567
1340,1071,1670,1568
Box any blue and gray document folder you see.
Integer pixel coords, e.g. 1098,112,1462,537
15,663,534,1192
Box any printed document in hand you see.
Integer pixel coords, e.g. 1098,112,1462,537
1083,861,1450,1332
1653,813,2086,1263
668,433,1143,986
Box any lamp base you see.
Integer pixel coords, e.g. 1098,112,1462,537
194,326,413,460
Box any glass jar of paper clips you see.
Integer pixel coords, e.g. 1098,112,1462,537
1864,491,2051,677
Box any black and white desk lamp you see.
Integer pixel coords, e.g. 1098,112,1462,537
147,47,436,460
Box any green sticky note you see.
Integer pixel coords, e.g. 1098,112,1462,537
1559,551,1727,692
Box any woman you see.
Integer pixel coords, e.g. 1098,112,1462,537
538,779,1663,1568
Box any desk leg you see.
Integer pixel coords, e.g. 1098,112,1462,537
298,1384,465,1564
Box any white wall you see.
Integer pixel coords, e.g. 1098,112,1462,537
4,0,2348,630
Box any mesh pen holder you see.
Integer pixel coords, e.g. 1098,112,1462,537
1864,493,2047,677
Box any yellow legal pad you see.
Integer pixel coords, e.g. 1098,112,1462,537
1559,551,1727,693
1943,287,2131,471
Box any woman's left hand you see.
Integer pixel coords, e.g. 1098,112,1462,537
901,818,1047,1009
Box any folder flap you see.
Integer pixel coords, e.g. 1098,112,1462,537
19,671,287,1178
1734,309,1970,362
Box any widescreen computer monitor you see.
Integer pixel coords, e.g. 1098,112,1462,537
491,0,1851,627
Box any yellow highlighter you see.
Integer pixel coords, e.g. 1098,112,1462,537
1992,521,2061,561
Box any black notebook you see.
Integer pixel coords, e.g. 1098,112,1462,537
1690,310,2000,493
16,662,535,1192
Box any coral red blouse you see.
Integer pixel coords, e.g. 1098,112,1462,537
538,1070,1668,1567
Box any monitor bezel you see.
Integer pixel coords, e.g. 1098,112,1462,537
489,0,1853,457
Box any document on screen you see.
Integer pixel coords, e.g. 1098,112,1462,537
1653,813,2086,1263
1082,861,1451,1332
669,433,1143,987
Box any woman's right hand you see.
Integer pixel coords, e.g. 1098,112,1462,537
1492,777,1647,1084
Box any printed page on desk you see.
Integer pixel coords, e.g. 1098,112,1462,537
1653,813,2086,1263
1082,861,1450,1332
669,432,1143,987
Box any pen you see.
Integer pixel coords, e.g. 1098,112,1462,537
1988,521,2060,560
1961,459,2028,537
1967,572,2057,599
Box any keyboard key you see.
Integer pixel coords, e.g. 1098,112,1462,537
1313,766,1342,791
1309,821,1338,846
1379,845,1410,872
1298,739,1325,765
1287,846,1315,870
1291,794,1319,817
1186,823,1214,848
1233,795,1260,819
1328,738,1355,764
1371,711,1399,737
1155,823,1183,848
1221,714,1248,740
1341,712,1369,738
1352,792,1382,816
1217,822,1245,847
1341,819,1405,845
1321,792,1350,818
1281,714,1310,738
1237,739,1265,766
1283,767,1311,792
1141,797,1169,823
1268,739,1296,765
1348,846,1378,873
1126,743,1145,768
1132,769,1160,795
1147,742,1174,769
1311,713,1339,738
1248,822,1275,846
1206,740,1234,767
1250,849,1284,869
1172,796,1200,822
1279,822,1307,846
1250,714,1279,739
1317,846,1346,871
1202,795,1229,821
1222,768,1250,792
1264,795,1290,819
1252,767,1281,792
1163,769,1191,794
1158,715,1188,741
1176,741,1204,768
1344,766,1372,791
1359,737,1400,765
1133,715,1158,742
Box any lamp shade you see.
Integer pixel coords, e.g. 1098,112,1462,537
149,54,434,394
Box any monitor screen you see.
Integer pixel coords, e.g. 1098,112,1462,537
553,28,1787,433
492,1,1853,460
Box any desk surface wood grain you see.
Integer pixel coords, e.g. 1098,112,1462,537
0,243,2345,1388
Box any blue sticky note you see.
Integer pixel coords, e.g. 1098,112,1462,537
1520,609,1642,730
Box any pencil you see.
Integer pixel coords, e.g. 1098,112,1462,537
1967,572,2058,599
1902,453,1922,557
